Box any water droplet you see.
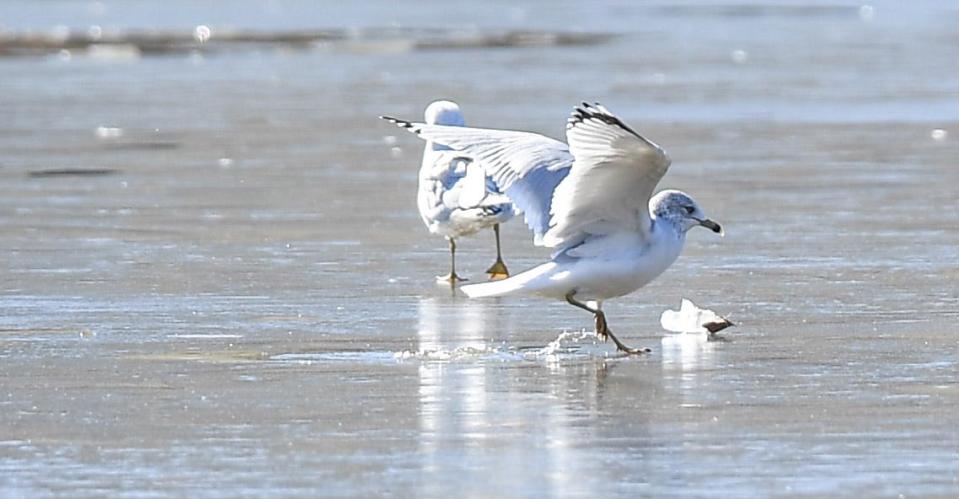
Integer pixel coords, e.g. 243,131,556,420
931,128,947,141
95,126,123,139
57,49,72,62
88,25,102,40
383,135,398,145
193,25,212,43
390,146,403,158
730,49,748,64
218,157,234,167
858,5,875,21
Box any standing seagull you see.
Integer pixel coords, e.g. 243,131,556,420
410,100,514,284
382,102,722,353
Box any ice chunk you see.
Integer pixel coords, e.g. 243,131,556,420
660,299,733,334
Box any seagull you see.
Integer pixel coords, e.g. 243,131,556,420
402,100,514,284
382,102,722,353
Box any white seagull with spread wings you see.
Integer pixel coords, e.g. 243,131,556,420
382,102,722,353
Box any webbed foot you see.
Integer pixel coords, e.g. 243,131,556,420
485,259,510,281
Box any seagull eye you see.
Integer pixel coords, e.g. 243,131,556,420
684,206,695,215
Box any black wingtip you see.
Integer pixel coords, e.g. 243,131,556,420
566,101,645,139
379,115,417,131
569,101,601,127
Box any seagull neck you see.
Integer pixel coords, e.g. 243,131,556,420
650,215,686,242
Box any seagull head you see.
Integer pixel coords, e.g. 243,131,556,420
651,190,723,236
424,100,465,126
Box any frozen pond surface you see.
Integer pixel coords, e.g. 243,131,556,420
2,0,959,496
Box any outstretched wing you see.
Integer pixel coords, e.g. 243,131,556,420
381,116,572,244
542,103,671,248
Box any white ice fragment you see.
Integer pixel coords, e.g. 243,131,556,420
660,299,733,334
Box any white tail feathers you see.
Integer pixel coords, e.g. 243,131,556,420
460,262,558,298
460,277,525,298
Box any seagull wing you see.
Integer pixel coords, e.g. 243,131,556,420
382,116,573,244
542,103,672,248
457,160,489,209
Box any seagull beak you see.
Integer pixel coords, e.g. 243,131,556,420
699,219,723,235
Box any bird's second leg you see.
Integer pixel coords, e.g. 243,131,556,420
593,309,610,342
436,238,466,285
485,224,510,281
565,291,649,355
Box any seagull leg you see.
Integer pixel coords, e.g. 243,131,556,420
565,291,649,355
593,308,610,343
436,238,466,285
485,224,510,281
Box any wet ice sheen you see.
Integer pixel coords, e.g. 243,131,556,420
2,0,959,497
269,330,618,364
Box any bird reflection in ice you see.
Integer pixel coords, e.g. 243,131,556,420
414,296,602,495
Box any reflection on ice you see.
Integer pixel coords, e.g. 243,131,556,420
661,333,718,402
661,333,717,373
416,297,489,354
413,297,605,496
